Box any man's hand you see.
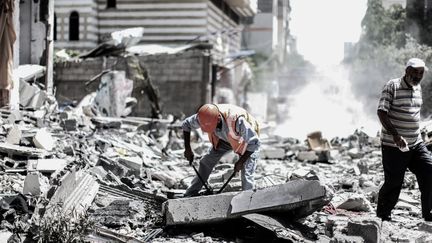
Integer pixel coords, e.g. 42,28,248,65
184,148,194,165
393,134,407,148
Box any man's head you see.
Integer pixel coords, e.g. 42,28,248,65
405,58,428,86
197,104,220,133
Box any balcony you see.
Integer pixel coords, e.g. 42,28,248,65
225,0,257,17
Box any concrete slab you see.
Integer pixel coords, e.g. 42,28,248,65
118,156,142,171
6,125,22,145
242,213,304,241
0,142,49,158
47,170,99,216
163,192,237,226
230,180,327,215
296,151,319,162
260,147,285,159
33,128,55,151
27,158,68,173
346,217,380,243
0,231,12,242
23,172,50,196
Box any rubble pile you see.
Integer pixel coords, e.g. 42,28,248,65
0,104,431,242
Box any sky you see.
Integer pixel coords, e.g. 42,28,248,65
290,0,368,66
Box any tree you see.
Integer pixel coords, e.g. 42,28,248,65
347,0,432,117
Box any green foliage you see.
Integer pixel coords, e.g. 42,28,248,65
348,0,432,117
359,0,406,48
31,203,95,243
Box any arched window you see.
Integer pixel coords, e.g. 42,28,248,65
107,0,116,8
54,13,57,41
69,11,79,41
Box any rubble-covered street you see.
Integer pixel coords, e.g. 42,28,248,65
1,100,432,242
3,0,432,242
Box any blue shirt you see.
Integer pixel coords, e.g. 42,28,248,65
182,114,260,152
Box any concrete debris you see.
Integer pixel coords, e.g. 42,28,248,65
6,124,22,145
307,131,331,151
92,71,135,117
46,170,99,216
242,213,306,241
23,172,50,195
0,142,49,158
32,128,55,151
27,158,68,173
335,193,373,212
0,231,12,242
346,217,380,243
0,99,430,242
230,180,329,216
163,192,237,225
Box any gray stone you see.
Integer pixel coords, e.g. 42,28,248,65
260,147,285,159
297,151,319,162
331,233,364,243
33,128,54,151
118,156,142,171
231,180,328,215
27,158,68,173
336,194,373,212
419,222,432,234
47,170,99,216
163,192,237,225
23,172,50,196
6,125,22,145
0,231,12,242
346,217,380,243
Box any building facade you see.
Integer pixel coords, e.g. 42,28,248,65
54,0,257,59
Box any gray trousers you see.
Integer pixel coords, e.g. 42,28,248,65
184,140,258,196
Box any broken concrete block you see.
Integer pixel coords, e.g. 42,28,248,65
6,125,22,145
297,151,319,162
331,233,364,243
7,110,22,124
348,148,363,159
0,142,48,157
163,192,237,225
419,222,432,233
231,180,328,216
0,231,12,242
152,171,177,188
23,172,50,196
60,118,77,131
346,217,380,243
91,117,122,129
260,147,285,159
88,166,108,180
307,131,331,151
47,170,99,216
33,128,54,151
27,159,68,173
118,156,142,172
242,213,305,242
336,194,373,212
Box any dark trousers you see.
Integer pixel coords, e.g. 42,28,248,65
377,143,432,220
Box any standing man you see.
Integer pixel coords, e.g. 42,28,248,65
377,57,432,221
182,104,260,197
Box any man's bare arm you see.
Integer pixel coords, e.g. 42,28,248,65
377,110,406,148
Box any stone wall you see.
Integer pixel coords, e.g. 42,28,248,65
54,49,212,117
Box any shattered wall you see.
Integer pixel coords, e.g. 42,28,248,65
54,49,212,117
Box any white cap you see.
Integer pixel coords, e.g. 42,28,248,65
406,58,429,71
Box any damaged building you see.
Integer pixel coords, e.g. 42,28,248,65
54,0,259,117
